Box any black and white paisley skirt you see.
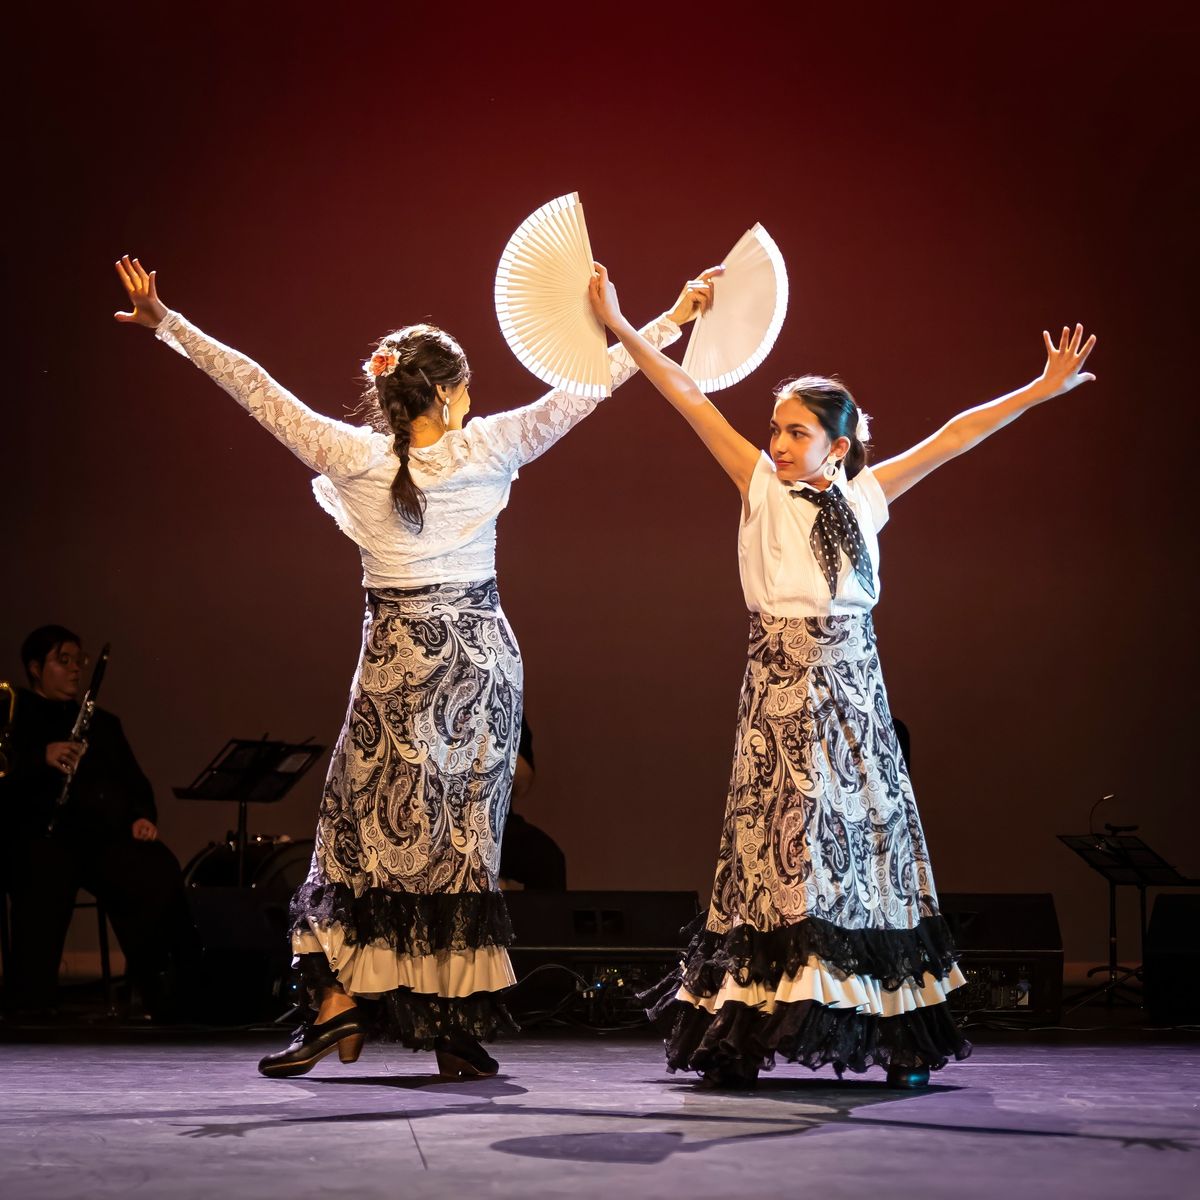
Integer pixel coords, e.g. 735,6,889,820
647,610,972,1075
289,579,521,1047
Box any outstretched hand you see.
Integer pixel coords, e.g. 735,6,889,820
588,262,623,331
114,255,168,328
1038,324,1097,398
667,265,725,325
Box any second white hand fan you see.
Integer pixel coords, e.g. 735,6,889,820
681,223,789,391
494,192,610,399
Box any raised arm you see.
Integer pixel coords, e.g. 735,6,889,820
476,272,716,471
588,264,760,498
114,256,373,479
872,325,1098,503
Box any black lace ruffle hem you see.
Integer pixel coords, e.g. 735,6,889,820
661,911,961,998
662,996,972,1075
296,952,518,1049
289,881,513,956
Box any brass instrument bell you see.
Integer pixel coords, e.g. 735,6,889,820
0,680,15,778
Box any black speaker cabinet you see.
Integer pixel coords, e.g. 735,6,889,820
186,887,292,1023
505,890,699,952
938,892,1064,1024
1144,893,1200,1026
503,890,700,1021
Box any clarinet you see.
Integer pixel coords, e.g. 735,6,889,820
47,643,110,835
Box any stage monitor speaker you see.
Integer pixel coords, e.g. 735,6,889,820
503,890,701,1024
1144,893,1200,1026
505,890,699,952
186,887,292,1023
938,892,1063,1024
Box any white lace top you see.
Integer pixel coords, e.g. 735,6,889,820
155,310,681,588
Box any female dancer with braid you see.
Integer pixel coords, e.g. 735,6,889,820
588,263,1096,1087
114,254,713,1078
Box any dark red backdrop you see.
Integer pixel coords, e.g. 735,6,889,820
9,5,1198,968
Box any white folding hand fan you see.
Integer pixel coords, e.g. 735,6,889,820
681,223,789,391
494,192,610,399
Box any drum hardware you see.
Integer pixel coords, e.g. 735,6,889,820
183,834,314,901
182,834,317,1025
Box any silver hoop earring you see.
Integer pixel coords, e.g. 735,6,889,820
822,457,840,481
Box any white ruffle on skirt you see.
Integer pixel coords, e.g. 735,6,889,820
293,925,516,999
677,955,966,1019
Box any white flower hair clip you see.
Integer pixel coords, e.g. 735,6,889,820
856,410,872,443
365,346,400,380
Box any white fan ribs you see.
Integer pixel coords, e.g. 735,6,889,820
494,192,609,399
682,223,789,392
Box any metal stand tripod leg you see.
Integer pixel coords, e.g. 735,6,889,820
1065,880,1143,1014
236,798,248,888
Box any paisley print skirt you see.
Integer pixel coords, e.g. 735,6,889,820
647,611,971,1076
289,579,521,1046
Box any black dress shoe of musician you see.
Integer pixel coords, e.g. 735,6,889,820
257,1009,367,1078
886,1065,931,1089
434,1030,499,1078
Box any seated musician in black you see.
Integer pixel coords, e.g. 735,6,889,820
499,717,567,891
0,625,192,1018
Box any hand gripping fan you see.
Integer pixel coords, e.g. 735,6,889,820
681,223,789,391
494,192,610,399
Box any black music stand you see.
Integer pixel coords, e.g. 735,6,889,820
1057,833,1198,1013
174,738,325,886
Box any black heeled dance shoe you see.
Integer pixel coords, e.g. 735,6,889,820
435,1030,499,1078
886,1065,931,1089
258,1008,367,1078
699,1059,760,1089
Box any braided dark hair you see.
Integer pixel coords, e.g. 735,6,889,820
362,324,469,530
774,375,871,478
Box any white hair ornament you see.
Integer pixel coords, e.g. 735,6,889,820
364,346,399,380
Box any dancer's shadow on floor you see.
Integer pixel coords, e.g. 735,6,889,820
488,1077,1197,1164
304,1073,528,1098
160,1067,1194,1154
488,1078,952,1165
648,1076,961,1095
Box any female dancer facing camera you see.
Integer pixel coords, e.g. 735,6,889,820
114,254,712,1078
588,264,1096,1088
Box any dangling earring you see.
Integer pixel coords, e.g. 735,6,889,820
822,456,840,481
441,400,451,427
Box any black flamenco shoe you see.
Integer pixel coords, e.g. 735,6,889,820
435,1030,499,1078
257,1008,367,1079
699,1061,760,1090
885,1065,931,1089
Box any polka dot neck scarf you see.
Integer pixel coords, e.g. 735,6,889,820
791,483,876,599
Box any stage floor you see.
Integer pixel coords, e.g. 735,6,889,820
1,1031,1197,1199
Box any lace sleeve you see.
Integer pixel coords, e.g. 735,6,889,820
155,311,375,478
470,313,683,472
